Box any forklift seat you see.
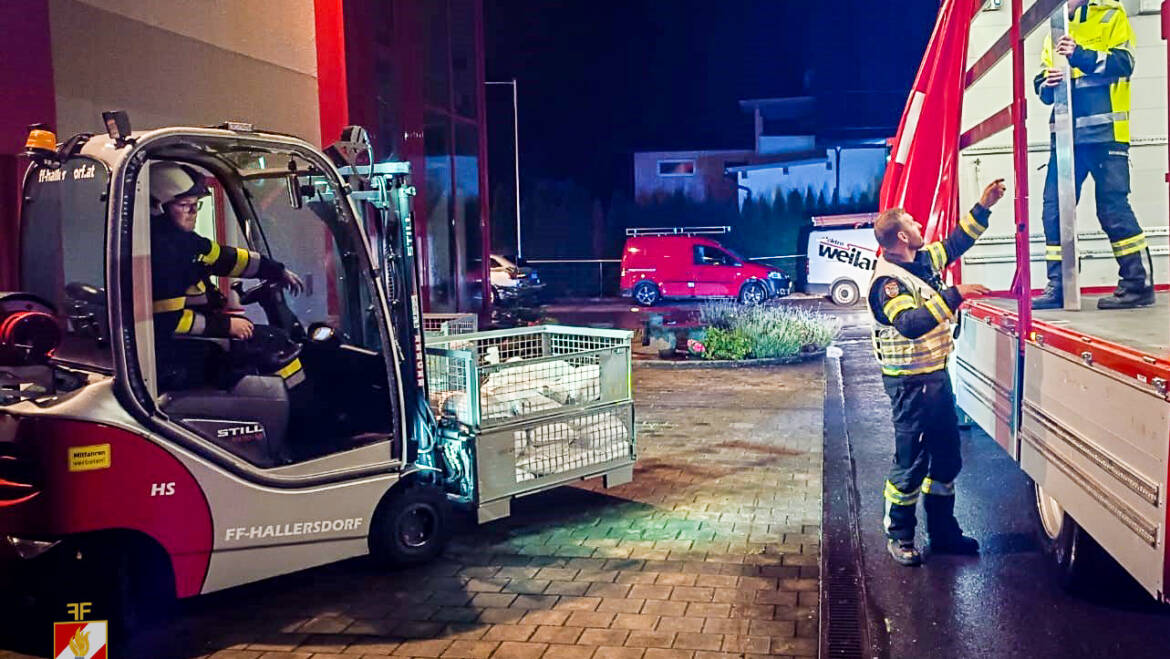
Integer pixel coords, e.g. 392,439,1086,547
160,374,291,467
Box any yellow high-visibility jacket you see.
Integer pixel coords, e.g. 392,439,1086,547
1036,0,1136,144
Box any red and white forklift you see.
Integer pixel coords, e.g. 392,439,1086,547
889,0,1170,598
0,115,637,636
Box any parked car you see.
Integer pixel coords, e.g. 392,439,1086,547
619,236,792,306
806,226,877,306
490,254,545,305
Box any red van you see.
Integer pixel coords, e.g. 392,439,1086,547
619,232,792,306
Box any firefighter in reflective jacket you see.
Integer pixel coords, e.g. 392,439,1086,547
868,179,1005,566
1033,0,1152,310
150,162,303,388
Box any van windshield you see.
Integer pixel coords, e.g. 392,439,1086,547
723,247,747,263
19,158,112,371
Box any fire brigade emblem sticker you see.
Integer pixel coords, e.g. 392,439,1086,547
884,281,900,298
53,603,107,659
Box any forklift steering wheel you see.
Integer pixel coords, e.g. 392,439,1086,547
233,280,279,307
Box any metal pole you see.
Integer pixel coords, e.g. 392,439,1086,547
1050,5,1080,310
486,80,523,260
1011,0,1033,343
511,78,522,260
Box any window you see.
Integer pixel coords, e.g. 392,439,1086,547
144,153,398,470
19,158,111,371
693,246,738,267
658,160,696,177
424,112,455,311
455,122,484,312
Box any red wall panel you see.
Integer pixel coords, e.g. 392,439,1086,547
0,0,56,289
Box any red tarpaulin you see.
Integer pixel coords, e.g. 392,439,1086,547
879,0,983,244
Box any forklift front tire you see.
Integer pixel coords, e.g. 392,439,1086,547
369,482,451,566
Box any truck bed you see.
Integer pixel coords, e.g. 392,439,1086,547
984,292,1169,356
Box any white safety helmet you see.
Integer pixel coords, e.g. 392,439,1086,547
150,162,209,213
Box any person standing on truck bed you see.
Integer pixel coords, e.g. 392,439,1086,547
868,179,1006,567
150,162,303,389
1033,0,1153,310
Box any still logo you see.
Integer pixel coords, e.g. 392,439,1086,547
53,603,107,659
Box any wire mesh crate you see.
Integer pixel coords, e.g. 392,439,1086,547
474,401,636,517
426,325,633,430
423,312,479,337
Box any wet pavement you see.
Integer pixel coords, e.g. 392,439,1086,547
1,363,824,659
831,313,1170,659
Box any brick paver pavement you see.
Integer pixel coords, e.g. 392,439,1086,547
1,363,823,659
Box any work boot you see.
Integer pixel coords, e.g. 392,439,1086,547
887,538,922,567
928,533,980,555
1031,283,1063,310
1097,286,1155,310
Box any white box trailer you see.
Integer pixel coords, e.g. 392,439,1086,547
948,0,1170,598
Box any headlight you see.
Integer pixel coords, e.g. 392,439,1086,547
767,271,785,280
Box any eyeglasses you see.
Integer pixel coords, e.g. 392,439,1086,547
171,200,204,213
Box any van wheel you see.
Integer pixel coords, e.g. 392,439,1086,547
370,482,451,566
633,281,660,306
738,282,766,305
830,280,860,306
1032,480,1109,592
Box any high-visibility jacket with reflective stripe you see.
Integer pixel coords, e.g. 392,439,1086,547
1036,0,1135,144
150,216,285,338
870,257,955,377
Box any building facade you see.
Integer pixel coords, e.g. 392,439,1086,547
0,0,490,316
632,149,753,205
632,97,889,213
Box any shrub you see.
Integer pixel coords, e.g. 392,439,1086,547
698,301,739,331
696,303,840,360
702,327,753,360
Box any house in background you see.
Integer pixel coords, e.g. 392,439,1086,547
633,149,754,204
632,96,889,212
733,97,887,210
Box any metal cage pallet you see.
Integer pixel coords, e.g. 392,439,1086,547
472,400,636,521
426,325,633,430
422,312,479,337
426,325,636,522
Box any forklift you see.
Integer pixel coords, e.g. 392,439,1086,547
0,114,473,633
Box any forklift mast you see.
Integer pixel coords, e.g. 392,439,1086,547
334,160,438,466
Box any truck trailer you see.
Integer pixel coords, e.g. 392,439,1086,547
891,0,1170,598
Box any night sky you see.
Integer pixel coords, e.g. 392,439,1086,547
484,0,942,200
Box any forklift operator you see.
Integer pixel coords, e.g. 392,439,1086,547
150,162,303,388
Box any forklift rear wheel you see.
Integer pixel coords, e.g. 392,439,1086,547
633,281,660,307
1032,480,1109,592
370,483,451,566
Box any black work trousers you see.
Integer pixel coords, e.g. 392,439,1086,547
882,370,962,542
1041,142,1149,292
